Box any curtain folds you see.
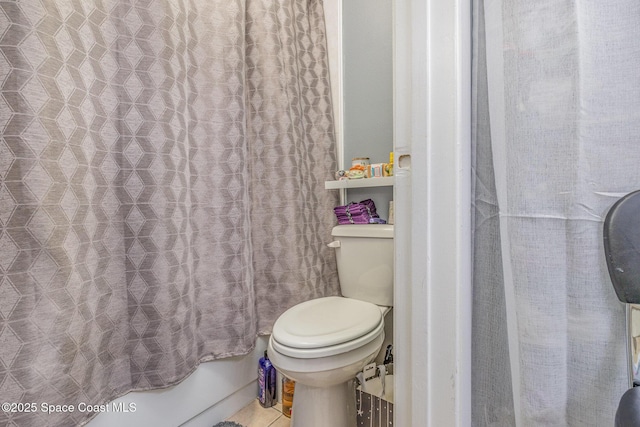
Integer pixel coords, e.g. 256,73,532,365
0,0,338,425
472,0,640,425
244,0,340,333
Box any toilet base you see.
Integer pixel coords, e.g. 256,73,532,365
290,380,357,427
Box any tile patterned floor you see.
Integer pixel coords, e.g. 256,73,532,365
226,400,291,427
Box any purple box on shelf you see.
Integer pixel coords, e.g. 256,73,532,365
333,199,386,225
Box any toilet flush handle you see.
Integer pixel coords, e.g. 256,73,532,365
327,240,341,248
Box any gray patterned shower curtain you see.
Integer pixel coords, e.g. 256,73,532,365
0,0,339,425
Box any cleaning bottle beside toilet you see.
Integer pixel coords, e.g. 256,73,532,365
258,351,276,408
281,376,295,418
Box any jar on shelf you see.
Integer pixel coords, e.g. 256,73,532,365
351,157,370,168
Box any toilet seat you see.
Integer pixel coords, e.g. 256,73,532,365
271,296,384,359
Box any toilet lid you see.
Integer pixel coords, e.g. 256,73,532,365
271,296,383,354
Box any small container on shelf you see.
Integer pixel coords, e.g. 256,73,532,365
351,157,370,168
367,163,385,178
383,152,394,177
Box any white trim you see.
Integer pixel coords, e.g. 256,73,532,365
324,176,394,190
335,0,344,175
393,0,472,425
322,0,345,204
391,0,414,425
456,1,473,425
334,0,346,205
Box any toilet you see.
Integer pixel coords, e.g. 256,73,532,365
267,224,393,427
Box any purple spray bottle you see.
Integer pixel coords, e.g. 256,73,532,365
258,350,276,408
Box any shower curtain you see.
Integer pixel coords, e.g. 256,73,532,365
0,0,339,426
472,0,640,425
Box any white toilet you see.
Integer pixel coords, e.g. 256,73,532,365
267,224,393,427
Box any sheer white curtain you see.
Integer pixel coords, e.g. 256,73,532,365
472,0,640,425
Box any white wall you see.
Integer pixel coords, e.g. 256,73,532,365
342,0,393,168
325,0,394,221
88,338,268,427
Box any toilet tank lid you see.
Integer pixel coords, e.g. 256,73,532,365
331,224,394,238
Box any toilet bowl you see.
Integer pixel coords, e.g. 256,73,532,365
268,297,388,427
267,224,394,427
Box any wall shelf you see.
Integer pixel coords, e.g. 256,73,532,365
324,176,395,190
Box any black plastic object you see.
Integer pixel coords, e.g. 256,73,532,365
604,190,640,304
383,344,393,365
616,386,640,427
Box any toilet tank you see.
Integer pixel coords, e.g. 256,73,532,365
330,225,393,306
